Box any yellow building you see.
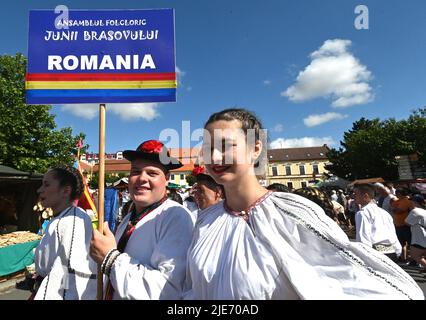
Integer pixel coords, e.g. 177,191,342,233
266,145,330,190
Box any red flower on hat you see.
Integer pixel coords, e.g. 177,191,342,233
192,166,205,176
139,140,164,154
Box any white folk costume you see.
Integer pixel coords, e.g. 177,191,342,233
105,199,194,300
405,207,426,248
184,192,424,300
183,199,199,223
355,202,402,257
34,206,97,300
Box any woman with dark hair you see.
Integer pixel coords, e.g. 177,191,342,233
33,165,97,300
266,183,290,193
293,187,336,220
184,108,423,300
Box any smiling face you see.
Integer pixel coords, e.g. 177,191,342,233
128,159,168,211
203,119,262,186
37,170,71,214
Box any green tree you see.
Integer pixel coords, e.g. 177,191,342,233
326,108,426,181
0,54,87,173
185,173,197,186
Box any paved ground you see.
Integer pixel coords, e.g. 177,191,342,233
0,275,31,300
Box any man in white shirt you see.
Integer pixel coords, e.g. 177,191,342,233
330,190,338,202
354,184,401,261
405,194,426,271
90,140,194,299
374,182,396,214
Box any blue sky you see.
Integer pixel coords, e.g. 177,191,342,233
1,0,426,153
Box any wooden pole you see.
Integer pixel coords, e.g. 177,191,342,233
97,103,106,300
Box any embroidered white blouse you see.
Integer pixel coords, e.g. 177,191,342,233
107,199,194,300
34,206,97,300
184,192,424,300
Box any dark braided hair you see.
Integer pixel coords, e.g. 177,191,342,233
204,108,267,168
50,165,84,201
293,187,336,220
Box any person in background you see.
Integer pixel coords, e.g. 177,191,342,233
191,165,224,213
385,182,397,196
337,189,347,208
391,189,412,264
354,184,401,262
33,165,97,300
330,189,338,202
266,183,290,193
405,194,426,272
374,183,396,214
293,187,337,223
346,191,359,227
184,108,423,300
167,187,183,205
90,140,194,300
331,198,353,230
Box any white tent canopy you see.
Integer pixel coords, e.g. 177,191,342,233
112,177,128,187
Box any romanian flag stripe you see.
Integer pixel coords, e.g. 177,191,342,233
26,72,176,81
26,88,175,97
26,80,177,89
26,95,174,104
26,88,176,104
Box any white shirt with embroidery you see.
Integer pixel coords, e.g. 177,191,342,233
108,199,194,300
34,206,97,300
184,192,423,300
355,202,402,256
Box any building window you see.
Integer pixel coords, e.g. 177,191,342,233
180,174,185,180
301,181,307,188
313,164,319,174
285,165,291,176
272,166,278,176
170,174,175,180
287,182,293,189
299,165,305,175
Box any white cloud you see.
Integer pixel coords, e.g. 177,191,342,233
60,104,98,119
272,123,284,132
108,103,160,121
59,103,160,121
270,136,335,149
282,39,373,108
303,112,348,127
263,80,271,85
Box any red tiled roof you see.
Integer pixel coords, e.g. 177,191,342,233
267,145,330,162
170,163,196,173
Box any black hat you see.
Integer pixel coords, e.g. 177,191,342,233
123,140,182,171
192,165,219,186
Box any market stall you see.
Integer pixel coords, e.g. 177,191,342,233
0,231,41,277
0,165,43,278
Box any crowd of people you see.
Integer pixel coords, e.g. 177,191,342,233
30,108,425,300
